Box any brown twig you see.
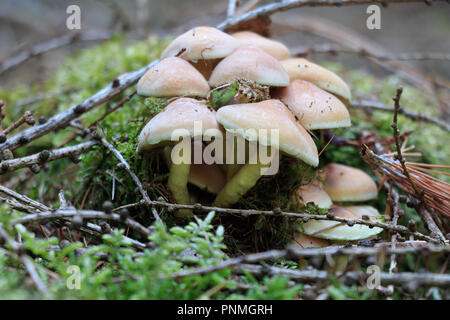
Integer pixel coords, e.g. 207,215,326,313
292,44,450,62
233,264,450,287
227,0,239,18
11,209,153,238
218,0,448,31
0,184,49,212
390,89,447,243
171,244,450,280
0,60,159,153
0,30,111,75
95,133,162,223
121,199,439,242
351,100,449,132
3,111,35,135
0,141,97,174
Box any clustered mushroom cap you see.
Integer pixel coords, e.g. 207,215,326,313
302,205,383,240
319,163,378,202
277,80,351,129
136,98,219,152
231,31,291,60
208,46,290,88
137,57,210,98
216,99,319,167
292,234,330,249
161,26,241,61
281,58,352,105
292,183,333,209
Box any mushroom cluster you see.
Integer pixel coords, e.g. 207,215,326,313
135,26,379,238
291,163,383,247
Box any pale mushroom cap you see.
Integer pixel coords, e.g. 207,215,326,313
161,26,241,61
292,183,332,209
231,31,291,60
320,163,378,202
137,57,210,98
137,98,220,152
302,206,383,240
281,58,351,104
277,80,351,129
209,46,290,88
189,163,226,194
343,205,382,218
216,99,319,167
291,234,329,249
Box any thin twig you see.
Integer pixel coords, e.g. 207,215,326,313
227,0,239,18
0,184,49,212
217,0,447,31
11,209,153,238
3,111,34,135
391,88,447,243
96,134,161,223
233,264,450,287
351,100,449,132
0,141,97,173
292,44,450,62
171,244,450,279
386,183,400,298
0,30,111,75
0,60,159,153
125,199,438,242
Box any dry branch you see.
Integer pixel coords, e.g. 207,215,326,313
0,30,111,75
351,100,449,132
234,264,450,287
11,209,153,238
127,200,439,242
0,60,159,153
0,184,49,212
96,135,162,223
227,0,239,17
171,244,450,280
292,44,450,62
217,0,448,31
0,141,97,173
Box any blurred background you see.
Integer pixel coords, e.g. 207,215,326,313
0,0,449,89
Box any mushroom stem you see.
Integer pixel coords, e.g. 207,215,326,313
213,145,274,208
213,161,265,208
166,146,193,218
226,163,242,180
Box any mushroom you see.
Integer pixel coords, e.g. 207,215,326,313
137,98,220,217
281,58,351,105
319,163,378,202
291,182,332,210
213,99,318,207
209,46,290,88
163,140,227,195
231,31,290,60
301,205,383,240
137,57,210,98
160,26,241,79
276,80,351,130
